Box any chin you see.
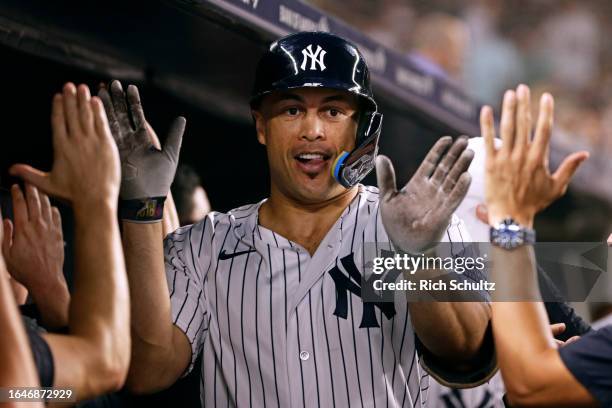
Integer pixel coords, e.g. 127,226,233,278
293,178,346,204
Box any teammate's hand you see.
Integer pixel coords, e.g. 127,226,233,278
376,136,473,253
10,83,121,207
2,184,69,328
481,85,589,227
550,323,581,348
98,80,185,200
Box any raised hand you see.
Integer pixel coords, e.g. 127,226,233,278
376,136,474,253
2,184,69,329
481,85,589,226
10,83,121,207
98,80,185,200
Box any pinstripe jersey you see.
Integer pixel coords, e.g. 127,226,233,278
164,185,472,408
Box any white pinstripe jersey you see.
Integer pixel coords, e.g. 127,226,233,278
164,185,471,408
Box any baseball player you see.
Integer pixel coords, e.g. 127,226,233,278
101,32,495,407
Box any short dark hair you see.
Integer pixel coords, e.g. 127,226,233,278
171,164,202,224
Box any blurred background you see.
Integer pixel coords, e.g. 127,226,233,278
0,0,610,321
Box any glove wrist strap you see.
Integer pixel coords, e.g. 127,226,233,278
120,196,166,223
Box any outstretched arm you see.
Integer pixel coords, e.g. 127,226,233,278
482,84,594,407
0,223,43,408
376,137,491,367
98,81,191,393
10,83,131,400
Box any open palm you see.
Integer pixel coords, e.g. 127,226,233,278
376,136,473,253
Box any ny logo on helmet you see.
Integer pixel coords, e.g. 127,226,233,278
301,44,327,71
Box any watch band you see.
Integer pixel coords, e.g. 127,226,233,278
119,196,166,223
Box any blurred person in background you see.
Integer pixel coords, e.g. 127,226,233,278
170,164,210,226
408,12,469,81
462,0,525,105
537,1,600,91
7,82,131,402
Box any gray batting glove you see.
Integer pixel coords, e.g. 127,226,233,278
375,136,474,253
98,80,185,200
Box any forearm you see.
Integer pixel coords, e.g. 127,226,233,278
490,246,558,392
28,276,70,330
122,221,185,391
0,262,43,407
410,300,490,360
68,201,130,387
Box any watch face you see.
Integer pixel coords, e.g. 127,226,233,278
492,223,524,249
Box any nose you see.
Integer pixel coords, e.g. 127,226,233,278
300,111,325,141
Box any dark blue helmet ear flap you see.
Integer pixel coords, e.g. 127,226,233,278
251,31,383,188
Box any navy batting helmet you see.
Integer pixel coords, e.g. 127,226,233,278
251,31,383,188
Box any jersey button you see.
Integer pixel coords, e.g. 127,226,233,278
299,350,310,361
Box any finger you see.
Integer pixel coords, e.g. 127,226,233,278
40,192,52,223
98,87,120,140
51,207,63,238
145,121,162,149
514,84,531,154
110,80,132,131
77,84,94,134
565,336,580,345
10,184,28,227
479,106,496,159
444,172,472,213
25,183,41,221
431,136,468,187
375,155,397,200
415,136,453,179
2,219,13,255
51,94,67,147
475,204,489,225
163,116,186,162
554,339,564,349
91,97,112,141
531,93,554,161
441,146,474,194
127,85,147,130
9,165,52,197
62,82,82,137
499,90,517,155
550,323,566,337
552,151,589,194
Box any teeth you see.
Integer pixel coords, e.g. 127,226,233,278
298,153,325,160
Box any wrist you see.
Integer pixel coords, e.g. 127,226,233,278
27,272,68,301
73,198,118,221
487,207,534,228
119,196,166,223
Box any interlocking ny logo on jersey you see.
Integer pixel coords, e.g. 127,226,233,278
300,44,327,71
329,253,397,328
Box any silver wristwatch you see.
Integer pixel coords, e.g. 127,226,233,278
490,218,536,250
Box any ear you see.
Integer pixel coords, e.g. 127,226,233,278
252,110,267,146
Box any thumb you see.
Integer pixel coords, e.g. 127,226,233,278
552,151,589,194
550,323,566,337
9,165,53,196
375,155,397,200
163,116,186,163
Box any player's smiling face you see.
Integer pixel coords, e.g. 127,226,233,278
253,88,359,203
